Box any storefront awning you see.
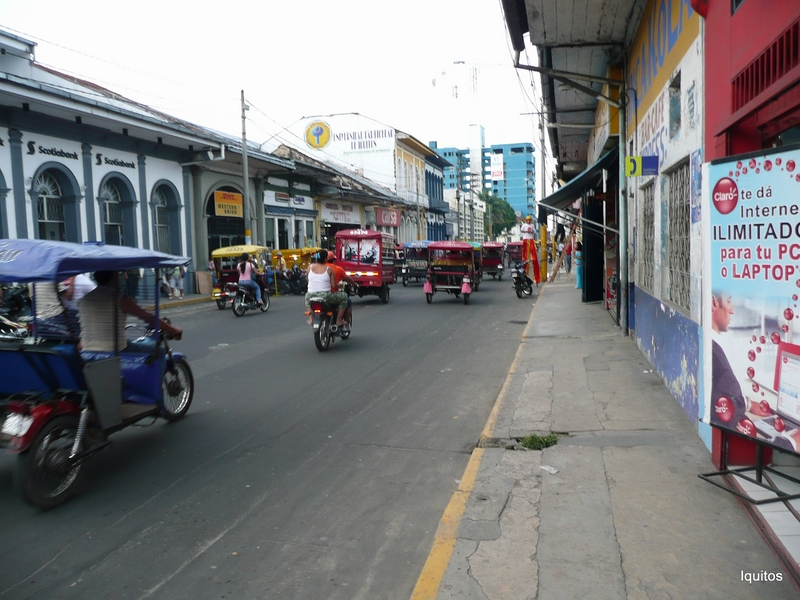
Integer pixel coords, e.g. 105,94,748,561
540,149,618,210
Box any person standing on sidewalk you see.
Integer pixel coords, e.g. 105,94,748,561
521,215,540,284
574,242,584,289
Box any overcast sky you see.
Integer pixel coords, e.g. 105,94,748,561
1,0,547,160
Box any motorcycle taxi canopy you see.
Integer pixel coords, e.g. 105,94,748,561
0,239,189,284
403,240,431,250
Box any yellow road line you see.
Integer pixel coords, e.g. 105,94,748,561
409,284,547,599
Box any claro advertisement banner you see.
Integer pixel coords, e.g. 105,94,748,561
706,147,800,456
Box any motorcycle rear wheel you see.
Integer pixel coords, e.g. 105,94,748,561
232,295,246,317
260,294,270,312
523,282,533,296
463,293,470,305
216,299,227,310
162,357,194,421
314,318,331,351
16,415,83,509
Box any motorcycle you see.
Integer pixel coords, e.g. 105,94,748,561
228,281,270,317
0,239,194,509
276,266,307,295
309,284,353,352
511,260,534,298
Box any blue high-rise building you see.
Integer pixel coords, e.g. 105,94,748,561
485,143,536,217
430,141,536,217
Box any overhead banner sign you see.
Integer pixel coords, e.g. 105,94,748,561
214,191,243,217
490,154,504,180
705,147,800,456
625,155,659,177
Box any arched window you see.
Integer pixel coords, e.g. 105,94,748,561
35,171,65,241
152,187,170,253
99,180,123,245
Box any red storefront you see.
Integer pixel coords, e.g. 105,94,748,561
698,0,800,466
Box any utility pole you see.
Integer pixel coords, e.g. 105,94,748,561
241,90,251,245
456,189,461,241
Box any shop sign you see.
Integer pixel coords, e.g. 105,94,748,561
376,208,399,227
25,141,78,160
705,147,800,456
214,190,243,217
321,200,360,224
95,154,135,169
275,192,291,202
293,195,311,206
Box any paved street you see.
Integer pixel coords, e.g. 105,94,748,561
0,278,533,599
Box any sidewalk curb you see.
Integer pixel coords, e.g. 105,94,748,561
142,296,213,312
409,284,545,600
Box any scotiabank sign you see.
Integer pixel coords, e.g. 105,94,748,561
376,208,399,227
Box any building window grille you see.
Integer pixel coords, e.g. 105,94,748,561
34,171,65,241
667,163,691,311
100,181,123,245
639,183,655,291
152,187,170,253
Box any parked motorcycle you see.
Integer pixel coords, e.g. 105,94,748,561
511,261,534,299
228,281,270,317
276,266,307,295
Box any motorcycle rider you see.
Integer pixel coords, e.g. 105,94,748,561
79,270,181,352
304,251,347,329
326,251,357,331
238,253,265,308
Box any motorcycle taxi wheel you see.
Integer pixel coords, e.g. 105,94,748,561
463,293,470,305
314,316,332,352
232,295,246,317
260,294,270,312
402,276,408,287
16,414,84,509
523,282,533,296
216,298,227,310
161,357,194,422
381,285,390,304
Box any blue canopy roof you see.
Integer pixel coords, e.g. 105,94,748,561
0,239,190,283
403,240,431,249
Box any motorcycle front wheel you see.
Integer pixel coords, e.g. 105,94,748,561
16,415,83,509
162,357,194,421
402,276,408,287
232,295,246,317
515,282,523,299
314,317,332,351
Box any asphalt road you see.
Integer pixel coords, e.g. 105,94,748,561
0,277,535,600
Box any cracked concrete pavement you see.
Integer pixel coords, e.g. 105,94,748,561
431,282,798,600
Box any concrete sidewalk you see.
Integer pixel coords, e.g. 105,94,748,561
420,281,798,600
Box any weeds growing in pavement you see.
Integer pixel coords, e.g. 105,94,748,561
520,433,558,451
